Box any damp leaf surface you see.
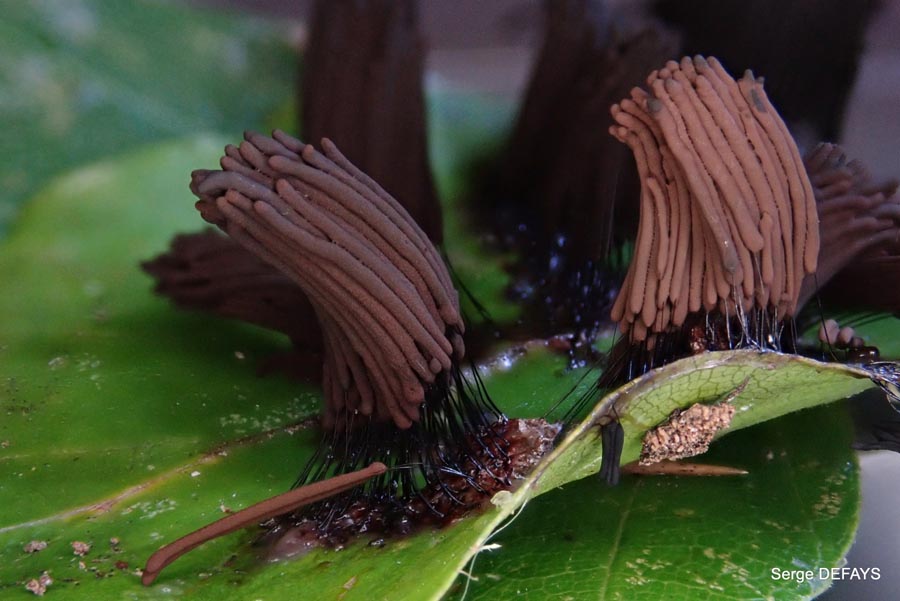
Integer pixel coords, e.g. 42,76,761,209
456,403,860,600
0,0,295,234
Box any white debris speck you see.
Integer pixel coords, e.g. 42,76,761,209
121,499,177,520
82,280,105,298
24,540,47,553
25,572,52,596
71,541,91,556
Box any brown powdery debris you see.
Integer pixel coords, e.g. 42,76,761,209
70,541,91,557
609,55,819,345
640,402,735,465
23,540,48,554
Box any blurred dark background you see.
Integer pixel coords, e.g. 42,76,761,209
185,0,899,181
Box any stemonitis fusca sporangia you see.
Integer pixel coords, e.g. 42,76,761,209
140,5,900,585
603,56,821,383
141,129,560,585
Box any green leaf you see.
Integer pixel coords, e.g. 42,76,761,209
0,138,875,599
0,136,315,525
533,350,873,495
456,403,860,600
0,0,296,235
433,352,873,601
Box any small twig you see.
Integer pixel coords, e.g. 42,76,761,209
141,462,386,586
622,461,748,476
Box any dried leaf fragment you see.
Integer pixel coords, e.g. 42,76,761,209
70,541,91,557
25,572,52,597
23,540,47,554
640,402,736,465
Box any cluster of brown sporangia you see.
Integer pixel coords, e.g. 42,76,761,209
149,54,900,435
608,56,900,351
609,56,819,344
140,2,899,585
189,50,833,440
190,132,465,431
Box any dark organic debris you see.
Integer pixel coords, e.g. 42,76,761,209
598,419,624,486
264,418,560,558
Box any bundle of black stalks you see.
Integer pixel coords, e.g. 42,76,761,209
139,0,900,585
